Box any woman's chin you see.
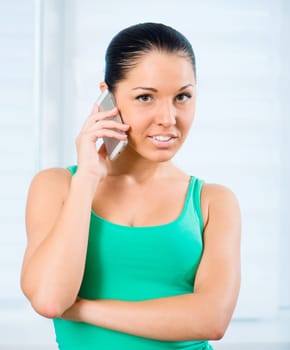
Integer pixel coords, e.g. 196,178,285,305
138,149,178,163
121,143,180,163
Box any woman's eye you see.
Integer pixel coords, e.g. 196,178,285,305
136,94,153,103
175,93,192,102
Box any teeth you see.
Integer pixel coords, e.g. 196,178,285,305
152,135,172,141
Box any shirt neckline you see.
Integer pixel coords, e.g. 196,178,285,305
90,176,194,231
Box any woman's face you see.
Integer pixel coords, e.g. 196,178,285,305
113,51,196,162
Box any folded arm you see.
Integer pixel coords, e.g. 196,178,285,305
21,168,99,318
62,184,241,341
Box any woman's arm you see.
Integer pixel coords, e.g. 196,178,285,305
21,104,128,319
21,168,99,318
62,184,241,341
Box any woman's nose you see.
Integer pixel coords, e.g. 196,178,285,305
155,101,176,127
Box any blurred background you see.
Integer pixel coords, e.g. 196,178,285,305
0,0,289,348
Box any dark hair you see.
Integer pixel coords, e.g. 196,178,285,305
104,22,196,92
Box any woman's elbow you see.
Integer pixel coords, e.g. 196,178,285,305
186,320,226,342
21,283,67,319
207,312,231,340
25,291,65,318
208,325,227,341
31,299,63,319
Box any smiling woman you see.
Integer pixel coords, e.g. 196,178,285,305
20,22,241,350
112,51,196,162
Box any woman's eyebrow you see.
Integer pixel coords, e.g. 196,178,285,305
132,84,194,92
178,84,195,91
132,87,158,92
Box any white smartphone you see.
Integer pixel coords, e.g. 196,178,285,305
96,89,128,160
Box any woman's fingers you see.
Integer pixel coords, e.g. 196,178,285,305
79,111,129,145
82,106,120,129
91,119,129,132
78,127,128,144
76,106,129,146
75,103,129,178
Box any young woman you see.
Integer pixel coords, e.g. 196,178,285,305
21,23,241,350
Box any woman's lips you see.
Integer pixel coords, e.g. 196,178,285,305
148,134,177,148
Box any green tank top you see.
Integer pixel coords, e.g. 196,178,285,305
53,165,213,350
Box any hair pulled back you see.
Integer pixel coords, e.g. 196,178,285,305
104,22,196,92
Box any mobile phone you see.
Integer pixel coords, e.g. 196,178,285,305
96,89,128,160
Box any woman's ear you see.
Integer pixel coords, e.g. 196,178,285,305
99,82,108,92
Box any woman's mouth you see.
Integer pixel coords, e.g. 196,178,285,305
148,134,177,148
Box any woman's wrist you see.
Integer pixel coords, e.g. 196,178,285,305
70,170,101,198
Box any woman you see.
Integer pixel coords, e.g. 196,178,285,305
21,23,241,349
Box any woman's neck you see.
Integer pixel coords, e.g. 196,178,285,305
106,153,176,184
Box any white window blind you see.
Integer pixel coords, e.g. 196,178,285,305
0,0,37,301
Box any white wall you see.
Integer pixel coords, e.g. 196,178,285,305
0,0,289,347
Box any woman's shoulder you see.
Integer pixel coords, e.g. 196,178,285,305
201,182,237,199
31,166,72,182
200,182,240,228
28,167,72,197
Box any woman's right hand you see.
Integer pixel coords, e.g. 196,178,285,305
75,104,129,182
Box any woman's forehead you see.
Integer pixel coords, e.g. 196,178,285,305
122,51,195,85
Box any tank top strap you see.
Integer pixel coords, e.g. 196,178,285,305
188,176,205,233
67,164,78,175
